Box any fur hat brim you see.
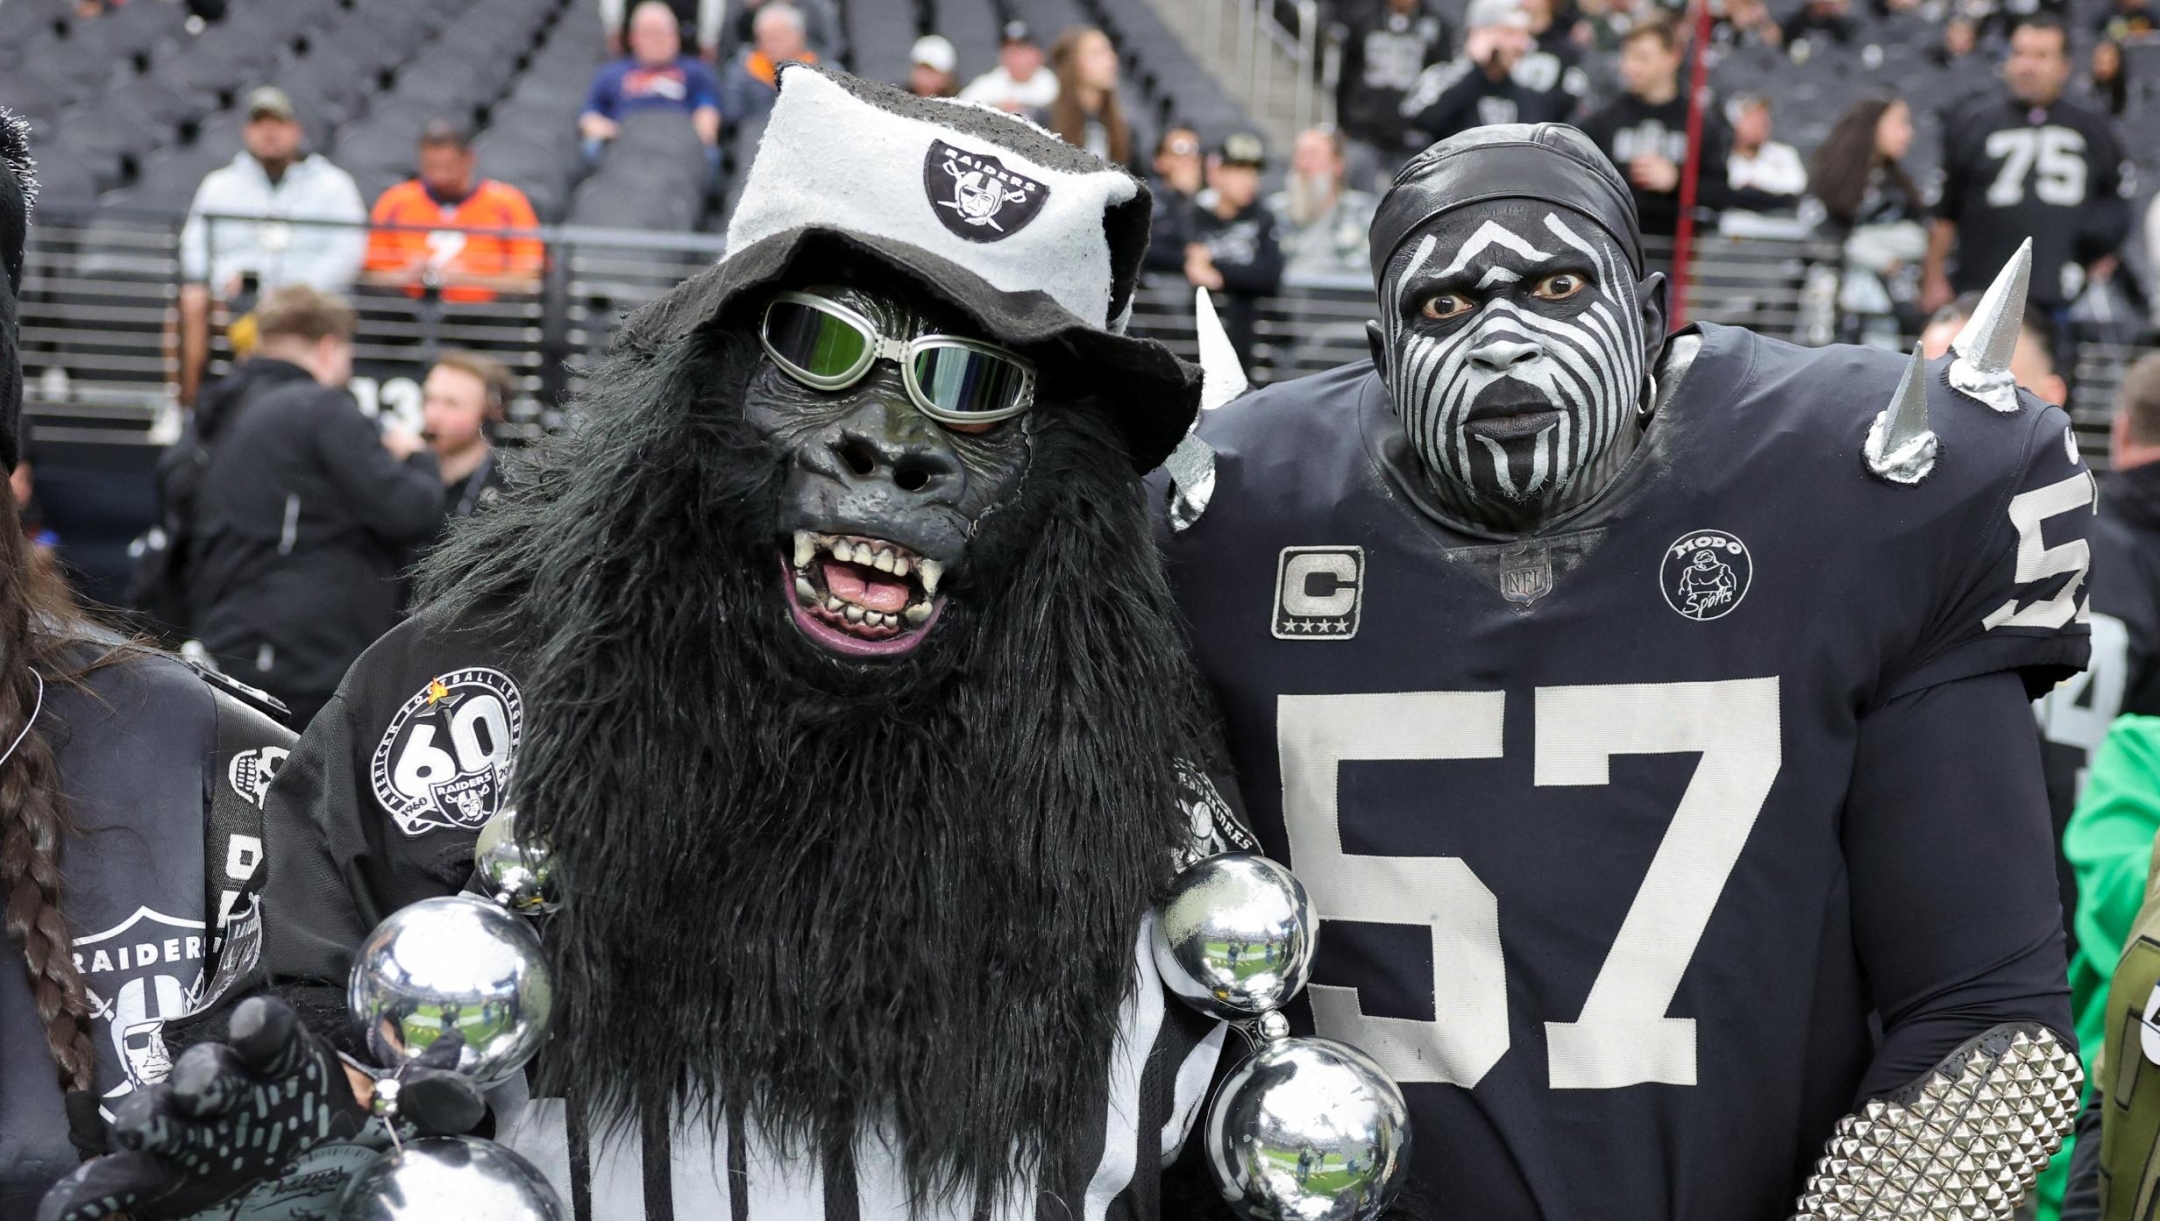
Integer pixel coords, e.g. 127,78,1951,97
617,225,1203,474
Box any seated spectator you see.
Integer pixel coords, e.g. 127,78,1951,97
599,0,724,62
1781,0,1856,47
1726,95,1807,196
1520,0,1592,103
1144,125,1205,274
185,286,443,729
1810,96,1926,343
1186,132,1284,366
177,86,366,410
581,0,723,163
960,21,1058,113
1580,17,1797,240
1927,15,1979,68
1045,27,1150,175
1335,0,1449,161
721,3,819,128
1576,0,1647,52
2098,0,2159,39
1399,0,1576,144
907,35,961,99
729,0,845,60
1267,127,1377,281
363,121,543,304
1714,0,1785,51
422,350,513,525
2084,38,2128,117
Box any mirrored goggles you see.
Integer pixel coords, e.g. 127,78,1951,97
758,291,1038,426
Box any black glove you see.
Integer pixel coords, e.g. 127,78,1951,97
39,995,487,1221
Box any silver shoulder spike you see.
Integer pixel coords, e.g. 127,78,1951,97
1169,289,1243,531
1864,345,1939,485
1195,288,1250,413
1947,238,2031,414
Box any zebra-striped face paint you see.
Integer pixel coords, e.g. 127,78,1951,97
1378,201,1648,521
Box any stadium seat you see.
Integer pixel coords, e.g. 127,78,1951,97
29,145,103,217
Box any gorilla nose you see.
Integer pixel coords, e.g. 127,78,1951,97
1468,337,1544,371
828,428,959,497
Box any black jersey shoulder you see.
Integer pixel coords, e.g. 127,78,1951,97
1192,360,1383,504
1681,322,2077,505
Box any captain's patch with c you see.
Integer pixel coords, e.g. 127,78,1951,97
1274,546,1365,640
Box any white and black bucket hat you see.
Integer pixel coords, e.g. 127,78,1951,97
614,64,1203,472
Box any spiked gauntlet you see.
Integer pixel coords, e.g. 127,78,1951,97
1792,1023,2083,1220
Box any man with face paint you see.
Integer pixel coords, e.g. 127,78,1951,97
1163,122,2094,1218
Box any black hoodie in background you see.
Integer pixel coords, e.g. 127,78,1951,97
185,359,443,724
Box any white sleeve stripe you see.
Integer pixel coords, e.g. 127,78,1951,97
1161,1021,1229,1162
588,1114,649,1221
671,1117,734,1218
1081,916,1169,1221
498,1097,578,1213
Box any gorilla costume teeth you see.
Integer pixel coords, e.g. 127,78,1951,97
414,320,1214,1208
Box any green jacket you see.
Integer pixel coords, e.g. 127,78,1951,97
2055,715,2160,1219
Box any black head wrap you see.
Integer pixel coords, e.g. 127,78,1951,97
1369,123,1645,283
0,112,28,472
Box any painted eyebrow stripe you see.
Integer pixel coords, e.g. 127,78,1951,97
1433,220,1553,279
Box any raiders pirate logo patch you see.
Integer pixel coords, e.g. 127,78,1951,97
1661,530,1752,621
371,668,523,838
1273,546,1364,639
924,139,1048,242
71,905,207,1120
228,745,288,810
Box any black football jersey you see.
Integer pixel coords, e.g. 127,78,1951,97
1161,324,2092,1220
2035,466,2160,913
1936,93,2131,307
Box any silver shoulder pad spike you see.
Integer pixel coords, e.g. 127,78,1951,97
1946,239,2032,415
1196,288,1250,413
1791,1022,2081,1221
1863,345,1939,485
1168,289,1248,531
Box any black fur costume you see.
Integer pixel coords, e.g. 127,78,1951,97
414,286,1218,1205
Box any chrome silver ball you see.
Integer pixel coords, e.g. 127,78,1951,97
338,1136,565,1221
1152,853,1315,1019
1206,1037,1411,1221
348,895,553,1085
473,806,559,915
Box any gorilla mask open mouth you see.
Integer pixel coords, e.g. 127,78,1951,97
781,530,947,657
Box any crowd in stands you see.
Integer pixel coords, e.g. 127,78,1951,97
1317,0,2152,354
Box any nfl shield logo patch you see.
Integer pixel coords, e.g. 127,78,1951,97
1498,543,1553,606
1273,547,1364,640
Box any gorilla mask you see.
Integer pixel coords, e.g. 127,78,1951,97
749,284,1034,658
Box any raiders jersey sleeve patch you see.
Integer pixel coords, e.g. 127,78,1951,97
369,667,524,837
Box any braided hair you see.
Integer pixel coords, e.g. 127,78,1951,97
0,504,97,1100
0,108,113,1155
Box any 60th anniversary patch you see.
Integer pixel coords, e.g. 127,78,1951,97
371,667,524,837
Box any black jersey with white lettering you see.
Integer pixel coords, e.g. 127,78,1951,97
2035,461,2160,925
1160,324,2091,1220
1936,92,2131,308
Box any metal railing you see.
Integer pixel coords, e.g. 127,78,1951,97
1174,0,1330,141
15,211,2152,470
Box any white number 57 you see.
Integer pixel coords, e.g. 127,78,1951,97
1278,677,1782,1090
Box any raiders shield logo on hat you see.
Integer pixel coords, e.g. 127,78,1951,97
924,138,1049,242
